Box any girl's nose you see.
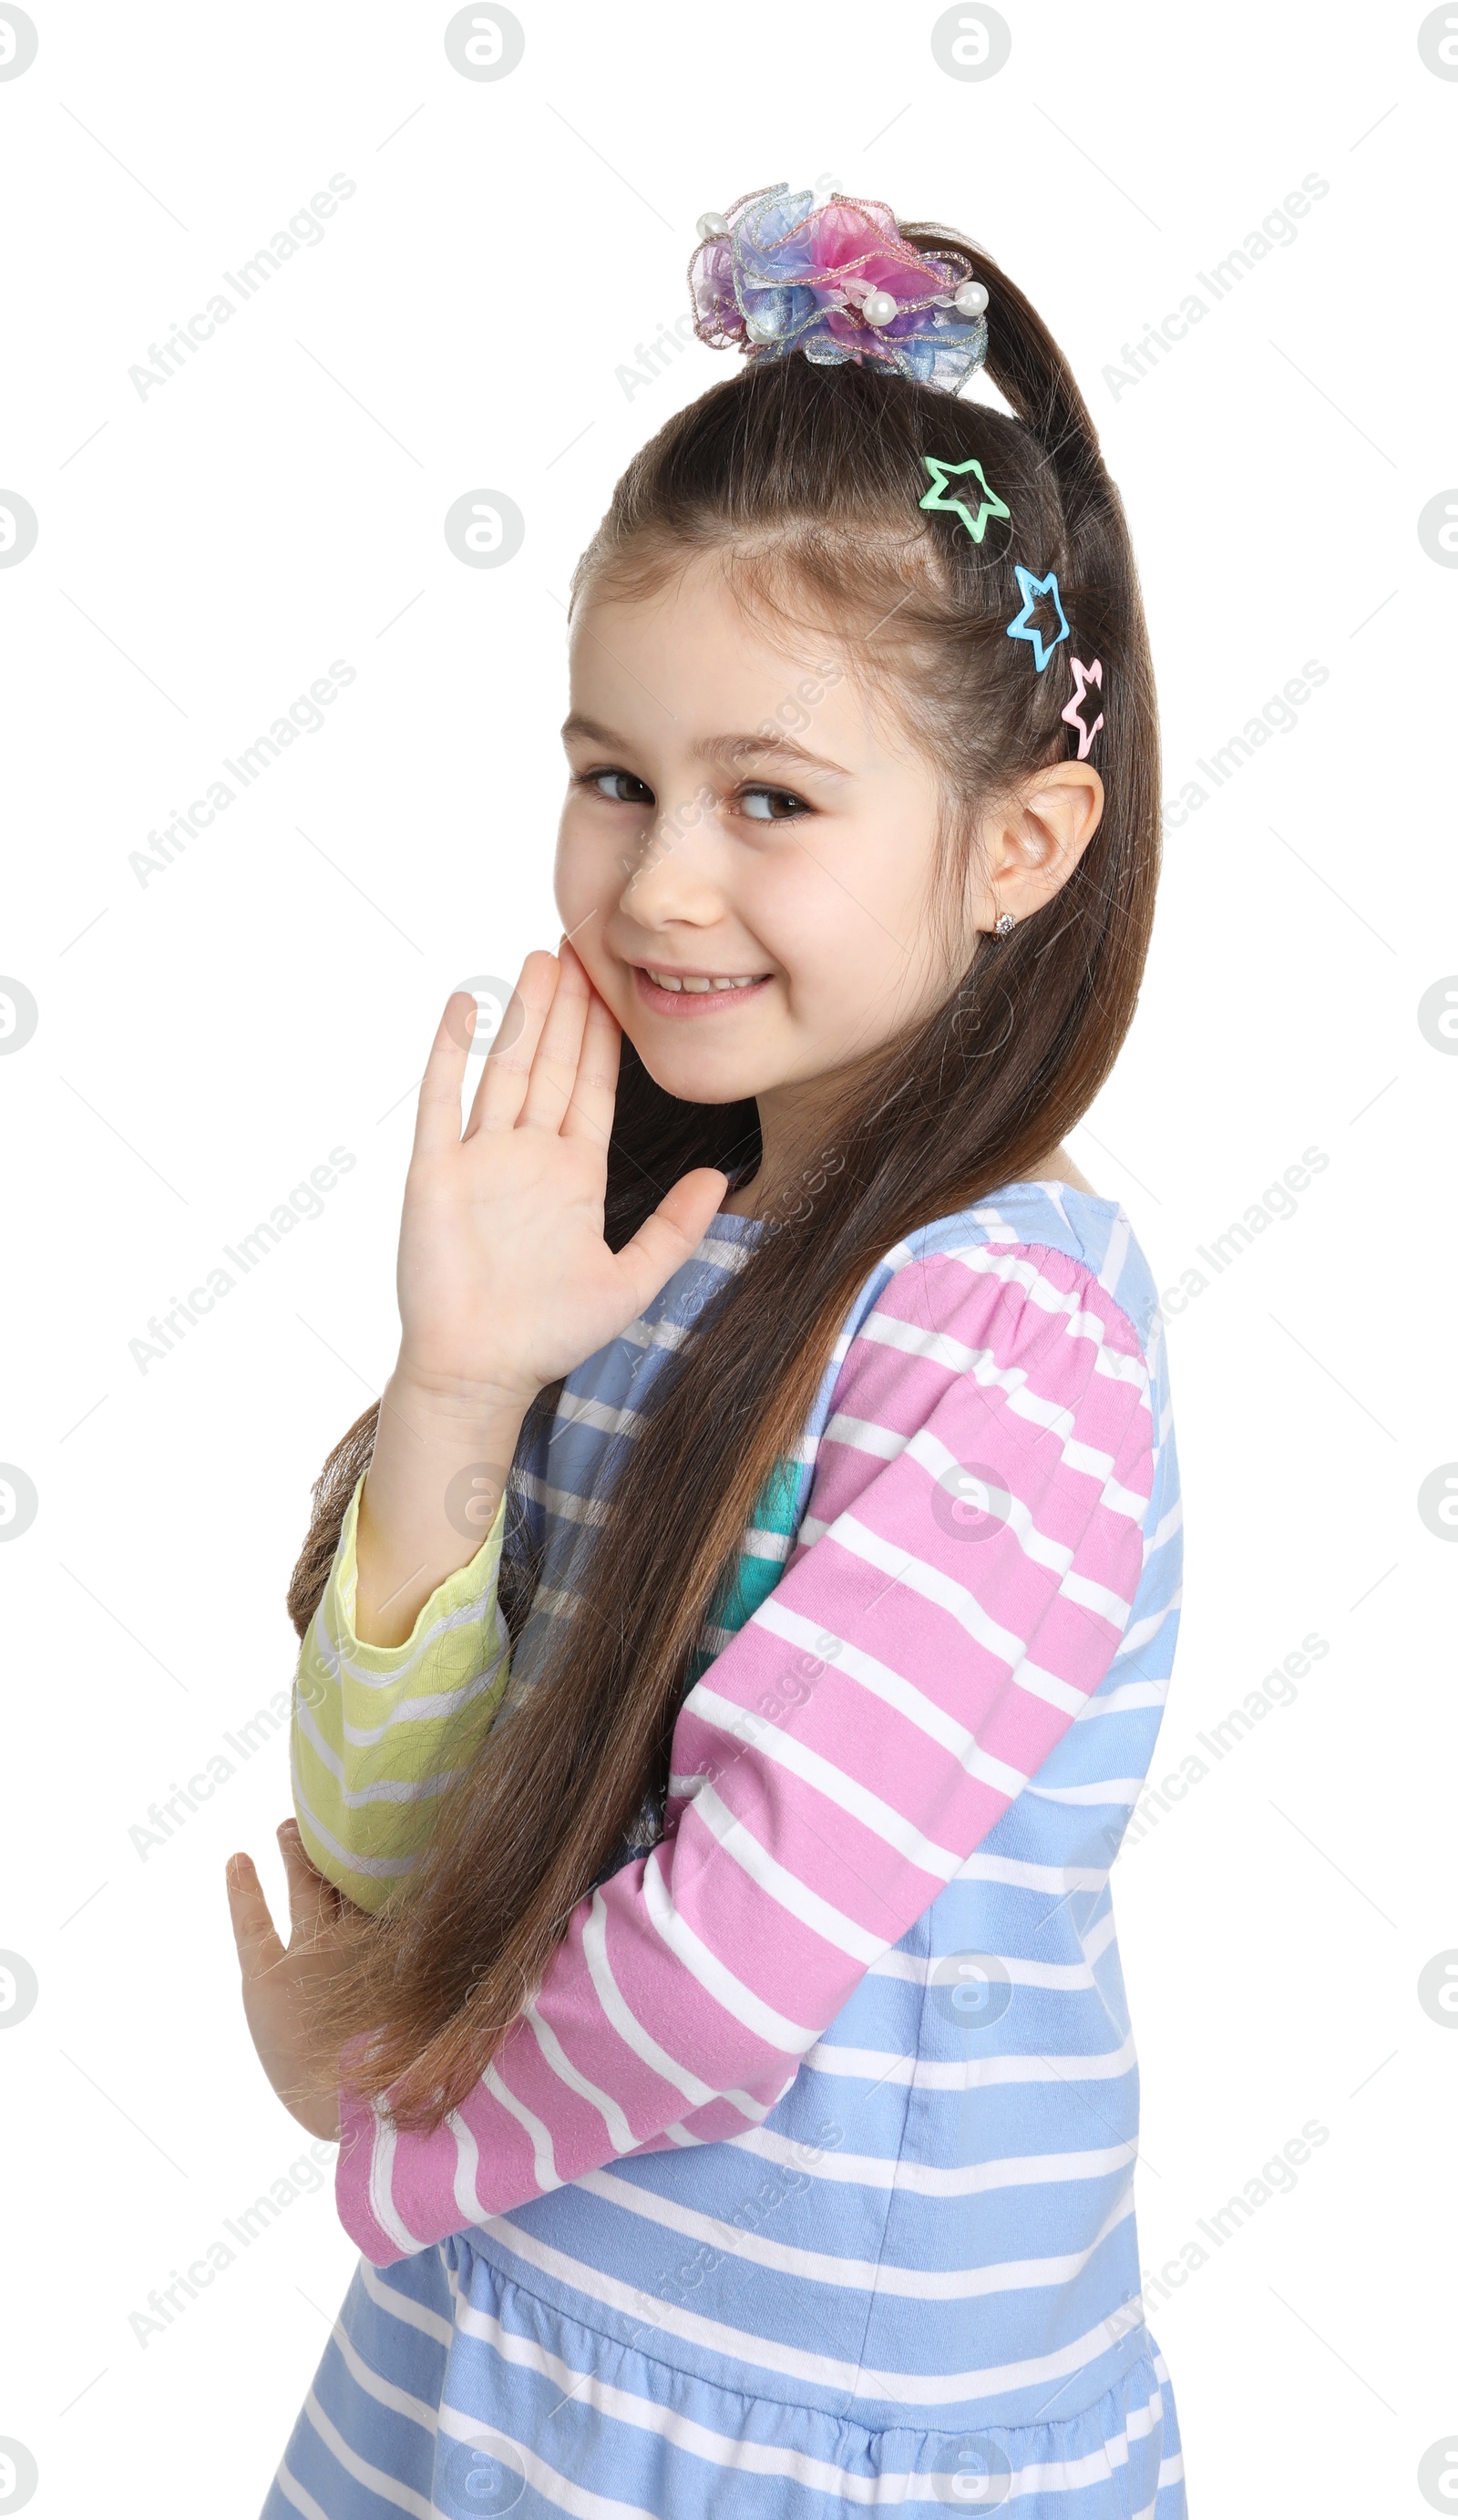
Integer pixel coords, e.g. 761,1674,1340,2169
616,792,723,920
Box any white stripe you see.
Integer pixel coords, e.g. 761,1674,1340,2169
355,2254,453,2348
329,2311,439,2430
906,1424,1084,1583
517,1472,609,1527
338,1652,508,1742
1095,1206,1131,1299
861,1321,1150,1476
858,1947,1096,1990
301,2388,434,2516
313,1583,499,1691
447,2106,482,2229
690,1781,884,1962
642,1842,817,2052
822,1410,909,1461
1027,1775,1145,1807
1083,1902,1119,1964
691,1229,754,1271
1149,1498,1183,1554
272,2459,332,2520
366,2116,422,2257
831,1509,1131,1695
775,2136,1143,2197
1063,1564,1140,1627
864,1255,1149,1402
1005,1659,1089,1720
730,2096,1143,2176
437,2400,659,2520
939,1239,1148,1386
803,2029,1137,2089
580,1892,719,2114
689,1685,966,1880
571,2167,1135,2300
551,1386,647,1440
745,1598,1028,1795
473,2217,1142,2403
483,2058,560,2193
1122,1594,1182,1655
827,1509,1063,1690
524,2001,639,2155
1079,1678,1168,1718
616,1311,688,1353
292,1762,416,1880
952,1850,1108,1893
293,1694,465,1804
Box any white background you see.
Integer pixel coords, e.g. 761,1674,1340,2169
2,2,1454,2512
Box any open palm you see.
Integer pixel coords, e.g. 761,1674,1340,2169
397,941,728,1406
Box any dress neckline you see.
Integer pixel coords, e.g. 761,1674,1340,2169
712,1178,1123,1236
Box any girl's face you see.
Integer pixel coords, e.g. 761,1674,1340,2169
555,552,961,1120
554,550,1101,1156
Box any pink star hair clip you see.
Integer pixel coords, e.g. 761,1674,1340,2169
1062,656,1105,758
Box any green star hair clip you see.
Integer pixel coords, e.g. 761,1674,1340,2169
918,455,1011,544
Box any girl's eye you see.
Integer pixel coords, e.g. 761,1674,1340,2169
738,784,809,823
584,768,654,807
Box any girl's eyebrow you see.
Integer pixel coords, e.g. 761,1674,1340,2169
692,732,850,781
561,712,624,747
561,712,849,782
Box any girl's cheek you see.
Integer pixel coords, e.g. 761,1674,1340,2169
553,812,614,928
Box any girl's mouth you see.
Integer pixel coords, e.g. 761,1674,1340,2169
631,965,773,1017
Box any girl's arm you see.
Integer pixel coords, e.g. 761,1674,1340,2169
277,945,724,1908
291,1467,514,1912
339,1236,1158,2264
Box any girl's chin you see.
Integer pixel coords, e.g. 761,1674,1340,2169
625,1027,777,1106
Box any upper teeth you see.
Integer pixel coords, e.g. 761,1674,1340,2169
646,970,761,993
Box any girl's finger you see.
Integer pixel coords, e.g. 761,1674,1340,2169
410,992,478,1164
464,951,559,1138
225,1853,286,1980
609,1167,731,1321
559,981,622,1153
516,939,593,1137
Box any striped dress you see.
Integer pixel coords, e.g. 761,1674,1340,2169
269,1182,1187,2519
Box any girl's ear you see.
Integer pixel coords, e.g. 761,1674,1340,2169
975,763,1105,932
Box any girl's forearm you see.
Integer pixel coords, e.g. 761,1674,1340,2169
353,1368,532,1646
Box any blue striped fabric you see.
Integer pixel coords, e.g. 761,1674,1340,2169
265,1183,1187,2517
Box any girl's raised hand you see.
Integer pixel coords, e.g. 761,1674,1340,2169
396,941,727,1409
350,943,729,1643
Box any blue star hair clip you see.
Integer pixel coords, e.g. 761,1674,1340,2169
1005,565,1070,672
918,455,1010,543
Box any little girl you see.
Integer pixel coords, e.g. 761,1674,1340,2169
228,184,1186,2517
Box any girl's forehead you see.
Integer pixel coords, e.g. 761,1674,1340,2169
566,552,933,771
571,584,843,705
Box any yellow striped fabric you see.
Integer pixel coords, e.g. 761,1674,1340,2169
290,1471,513,1911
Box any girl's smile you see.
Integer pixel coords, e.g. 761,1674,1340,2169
631,962,774,1015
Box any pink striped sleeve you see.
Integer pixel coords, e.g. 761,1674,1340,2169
337,1240,1155,2262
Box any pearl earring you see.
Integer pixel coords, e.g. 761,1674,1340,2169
993,910,1017,936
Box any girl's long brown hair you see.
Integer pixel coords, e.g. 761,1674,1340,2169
288,237,1162,2130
